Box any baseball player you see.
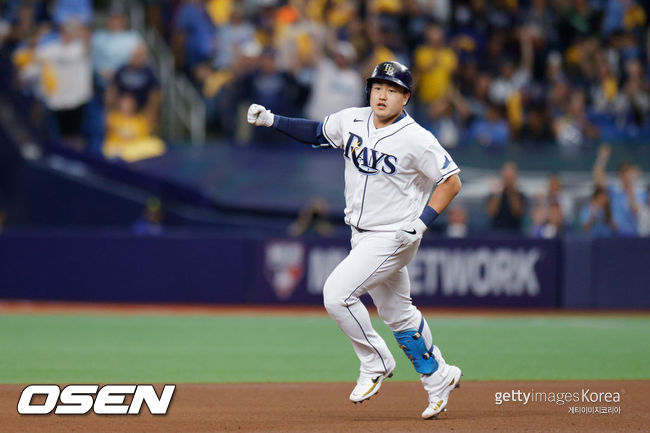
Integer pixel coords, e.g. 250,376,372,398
247,61,462,419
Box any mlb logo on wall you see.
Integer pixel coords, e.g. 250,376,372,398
264,242,305,300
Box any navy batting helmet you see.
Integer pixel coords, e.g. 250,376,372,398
365,61,413,103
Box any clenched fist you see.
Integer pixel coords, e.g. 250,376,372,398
247,104,274,127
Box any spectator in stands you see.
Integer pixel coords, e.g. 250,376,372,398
522,0,558,48
413,22,457,106
589,52,619,116
1,3,39,53
445,205,469,238
467,103,510,147
640,185,650,237
305,41,363,122
0,19,8,50
103,93,165,162
108,43,161,125
288,197,334,237
212,6,255,70
486,162,527,234
133,196,164,236
602,0,646,36
593,143,648,236
91,6,142,86
615,57,650,131
425,88,471,148
53,0,92,26
202,40,262,138
558,0,600,44
479,31,507,77
520,104,554,146
273,1,327,77
463,72,492,125
488,55,530,109
553,90,600,149
531,201,566,238
580,186,617,237
172,0,216,77
535,173,574,223
35,19,92,148
237,48,307,146
545,52,570,117
7,2,56,92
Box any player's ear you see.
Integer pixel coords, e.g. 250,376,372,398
403,92,410,106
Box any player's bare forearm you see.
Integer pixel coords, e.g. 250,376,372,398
428,174,461,214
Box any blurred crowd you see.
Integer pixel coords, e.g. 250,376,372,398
2,0,649,149
0,0,164,161
148,0,650,147
458,144,647,238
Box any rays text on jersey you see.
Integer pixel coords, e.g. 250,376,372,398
344,132,397,175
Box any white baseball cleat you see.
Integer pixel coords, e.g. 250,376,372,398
421,364,462,419
349,363,395,404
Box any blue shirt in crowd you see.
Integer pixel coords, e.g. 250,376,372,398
607,184,647,236
53,0,92,25
579,205,616,237
467,118,510,147
114,65,160,110
92,30,141,77
175,3,215,68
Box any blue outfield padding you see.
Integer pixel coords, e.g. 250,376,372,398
0,232,252,304
592,238,650,308
561,236,595,308
562,237,650,309
0,232,647,308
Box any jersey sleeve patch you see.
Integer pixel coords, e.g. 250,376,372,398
436,166,461,185
416,140,459,183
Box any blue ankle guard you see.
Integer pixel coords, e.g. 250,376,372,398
393,318,438,375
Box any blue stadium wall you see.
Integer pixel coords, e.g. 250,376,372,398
0,232,648,309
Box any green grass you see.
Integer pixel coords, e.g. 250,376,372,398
0,313,648,383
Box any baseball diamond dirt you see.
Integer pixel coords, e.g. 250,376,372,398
1,380,648,432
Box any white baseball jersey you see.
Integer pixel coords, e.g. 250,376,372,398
322,106,460,231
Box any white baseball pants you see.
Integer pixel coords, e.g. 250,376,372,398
323,229,447,376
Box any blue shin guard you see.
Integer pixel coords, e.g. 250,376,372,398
393,317,438,375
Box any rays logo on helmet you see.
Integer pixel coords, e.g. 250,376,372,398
383,63,395,75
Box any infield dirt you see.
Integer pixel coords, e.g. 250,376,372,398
1,380,647,433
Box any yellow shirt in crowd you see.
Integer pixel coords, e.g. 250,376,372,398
413,45,457,103
104,112,165,162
